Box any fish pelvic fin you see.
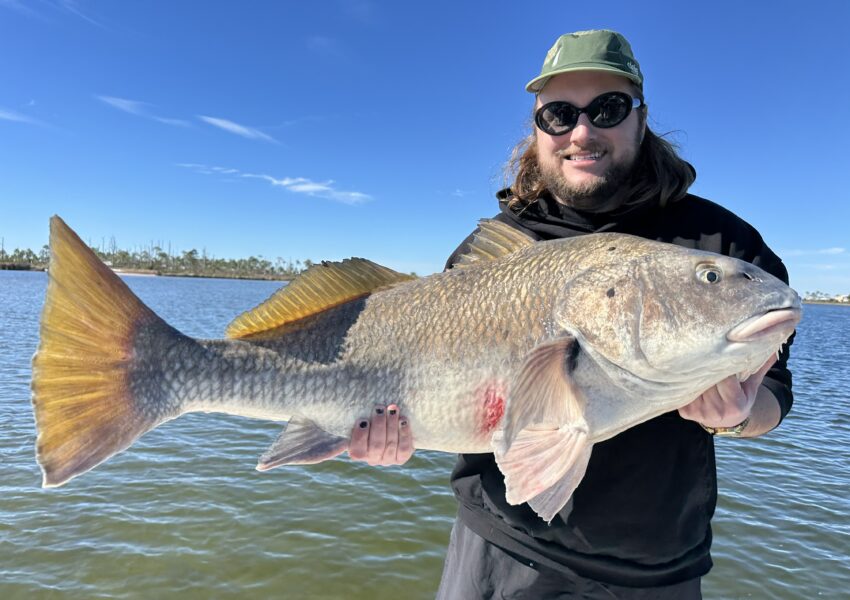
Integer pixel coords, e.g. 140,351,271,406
256,416,348,470
226,258,415,340
31,216,178,488
453,219,536,268
492,336,591,521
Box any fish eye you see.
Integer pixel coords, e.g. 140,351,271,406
696,264,722,284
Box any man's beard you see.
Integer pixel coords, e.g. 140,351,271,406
539,143,640,213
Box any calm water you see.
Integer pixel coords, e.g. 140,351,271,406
1,271,847,599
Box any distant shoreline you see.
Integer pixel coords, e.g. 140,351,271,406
113,268,293,281
0,265,293,281
803,300,850,307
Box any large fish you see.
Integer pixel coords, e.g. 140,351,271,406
31,216,800,521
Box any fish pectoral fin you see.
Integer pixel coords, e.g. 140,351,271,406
498,336,585,453
526,446,592,523
492,426,590,521
256,417,348,471
493,335,592,522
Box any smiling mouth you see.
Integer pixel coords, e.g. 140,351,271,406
564,150,606,162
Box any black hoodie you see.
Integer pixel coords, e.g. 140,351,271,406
444,189,793,587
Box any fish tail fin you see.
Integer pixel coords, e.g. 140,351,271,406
31,216,180,488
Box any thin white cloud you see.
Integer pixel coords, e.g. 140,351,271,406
56,0,104,28
0,0,42,18
153,116,191,127
0,107,45,126
289,181,334,193
178,163,371,205
197,116,276,143
97,95,191,127
2,0,108,28
783,247,846,257
97,95,146,115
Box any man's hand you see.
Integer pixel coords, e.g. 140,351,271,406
679,355,777,430
349,404,414,466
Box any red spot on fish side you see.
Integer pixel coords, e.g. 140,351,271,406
477,382,506,436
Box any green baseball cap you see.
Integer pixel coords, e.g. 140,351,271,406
526,29,643,93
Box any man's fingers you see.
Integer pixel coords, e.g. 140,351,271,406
349,419,370,460
348,405,415,466
701,384,725,420
678,394,703,420
716,375,746,407
742,354,777,399
384,404,400,463
367,406,387,464
397,417,414,463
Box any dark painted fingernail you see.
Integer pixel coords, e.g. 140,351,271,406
400,420,408,427
375,407,384,415
388,408,397,416
359,420,369,428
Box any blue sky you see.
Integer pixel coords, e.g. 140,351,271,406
1,0,849,294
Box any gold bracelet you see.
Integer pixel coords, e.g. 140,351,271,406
700,416,750,437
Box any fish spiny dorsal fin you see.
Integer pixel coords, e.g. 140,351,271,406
226,258,416,339
454,219,536,268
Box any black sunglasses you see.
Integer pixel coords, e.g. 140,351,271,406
534,91,644,136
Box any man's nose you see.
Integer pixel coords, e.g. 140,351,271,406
569,113,596,144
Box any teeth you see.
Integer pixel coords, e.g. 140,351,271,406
568,152,602,161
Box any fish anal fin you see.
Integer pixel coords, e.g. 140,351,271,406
493,425,589,510
497,336,585,453
256,417,348,471
526,446,592,523
227,258,415,339
454,219,536,268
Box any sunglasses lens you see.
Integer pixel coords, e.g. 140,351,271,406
589,93,631,128
536,103,578,135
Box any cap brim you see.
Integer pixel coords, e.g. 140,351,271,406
526,65,642,93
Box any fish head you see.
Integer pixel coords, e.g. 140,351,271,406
556,237,801,388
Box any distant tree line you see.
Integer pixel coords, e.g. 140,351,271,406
0,240,310,280
804,290,850,303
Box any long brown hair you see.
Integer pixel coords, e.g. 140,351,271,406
505,112,695,211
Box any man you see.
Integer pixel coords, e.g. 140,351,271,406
350,30,793,599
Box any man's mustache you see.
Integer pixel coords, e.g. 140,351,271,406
554,145,607,159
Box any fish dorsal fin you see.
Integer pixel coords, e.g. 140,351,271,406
454,219,536,268
226,258,416,339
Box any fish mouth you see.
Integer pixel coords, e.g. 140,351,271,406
727,307,801,343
